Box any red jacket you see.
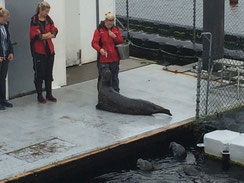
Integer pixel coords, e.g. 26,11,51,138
30,14,58,58
92,22,123,63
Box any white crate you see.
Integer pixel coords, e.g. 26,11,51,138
229,134,244,165
204,130,240,157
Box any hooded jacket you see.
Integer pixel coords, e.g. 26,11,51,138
92,21,123,63
30,14,58,58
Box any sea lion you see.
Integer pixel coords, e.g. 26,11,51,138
169,142,187,160
183,165,200,176
136,158,154,171
96,68,172,116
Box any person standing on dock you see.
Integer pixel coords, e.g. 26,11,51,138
0,7,14,110
30,2,58,104
92,12,123,93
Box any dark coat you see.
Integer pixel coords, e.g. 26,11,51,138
0,21,14,58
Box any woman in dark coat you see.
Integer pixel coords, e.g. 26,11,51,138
0,7,14,110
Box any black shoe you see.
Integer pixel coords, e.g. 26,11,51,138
46,95,57,102
0,103,5,110
38,95,46,104
2,101,13,108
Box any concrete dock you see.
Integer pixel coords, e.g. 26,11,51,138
0,64,196,182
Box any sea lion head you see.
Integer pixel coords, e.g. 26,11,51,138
169,142,187,160
169,142,177,149
136,158,144,167
136,158,154,171
101,68,112,87
98,68,112,93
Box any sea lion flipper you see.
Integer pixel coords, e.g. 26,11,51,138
164,109,172,116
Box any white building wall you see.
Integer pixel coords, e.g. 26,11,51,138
1,0,115,92
65,0,81,67
80,0,115,64
79,0,97,64
0,0,4,7
46,0,67,88
99,0,116,23
0,0,115,97
47,0,116,66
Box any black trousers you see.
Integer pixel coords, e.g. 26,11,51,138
33,55,54,84
97,61,120,92
0,59,9,103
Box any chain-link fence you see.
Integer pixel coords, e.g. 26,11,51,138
196,1,244,118
116,0,244,44
116,0,201,42
115,0,201,65
115,0,244,119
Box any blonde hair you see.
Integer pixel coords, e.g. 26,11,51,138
105,11,114,20
0,7,9,17
36,1,50,14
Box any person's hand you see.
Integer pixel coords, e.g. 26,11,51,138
8,53,14,61
0,57,3,62
48,34,56,39
100,48,106,56
42,32,52,39
108,30,116,39
46,32,52,36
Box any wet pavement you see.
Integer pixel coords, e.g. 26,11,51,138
0,64,196,181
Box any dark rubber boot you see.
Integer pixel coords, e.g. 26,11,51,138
35,82,46,104
45,80,57,102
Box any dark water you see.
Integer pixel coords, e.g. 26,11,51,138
54,107,244,183
82,106,244,183
116,0,244,35
87,150,244,183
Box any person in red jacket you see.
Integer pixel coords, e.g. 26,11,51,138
92,12,123,92
30,2,58,104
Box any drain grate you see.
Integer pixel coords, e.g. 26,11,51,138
7,138,75,163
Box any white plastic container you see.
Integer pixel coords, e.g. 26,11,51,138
229,134,244,165
204,130,240,158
